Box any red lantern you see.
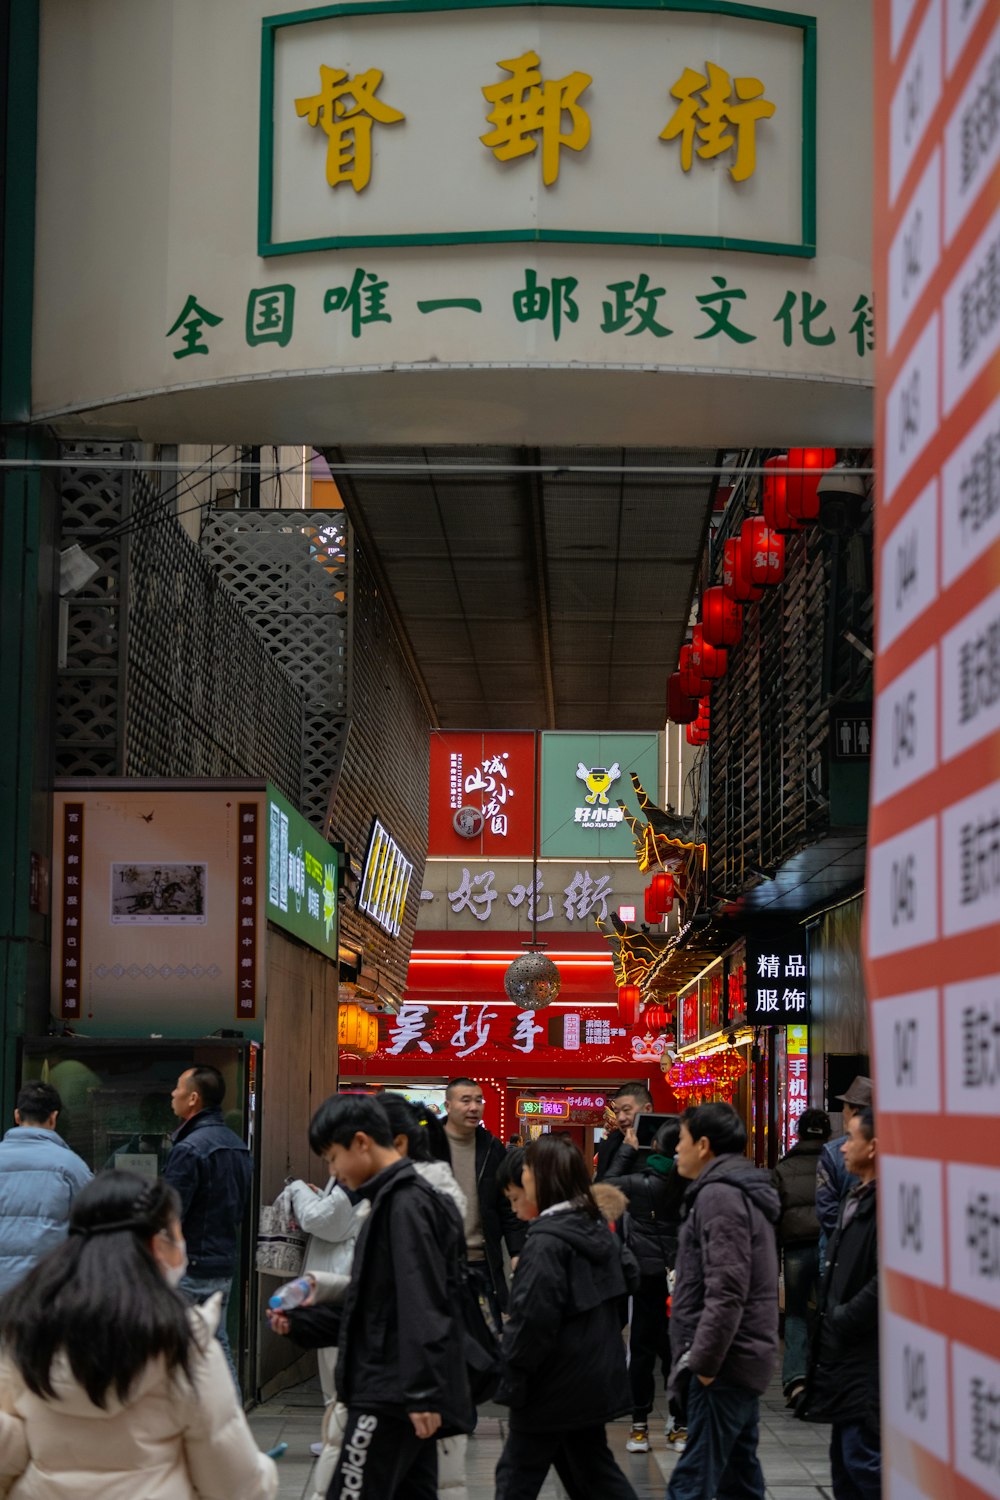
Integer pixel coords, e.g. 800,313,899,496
702,587,743,648
678,643,711,699
667,672,699,724
692,624,727,679
644,1003,668,1032
786,448,836,523
722,537,763,604
644,886,662,925
763,454,798,531
696,695,711,726
740,517,786,588
618,984,642,1025
650,871,675,912
686,721,709,746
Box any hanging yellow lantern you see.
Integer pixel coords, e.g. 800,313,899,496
338,1002,378,1057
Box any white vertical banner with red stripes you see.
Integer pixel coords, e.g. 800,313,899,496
871,1,1000,1495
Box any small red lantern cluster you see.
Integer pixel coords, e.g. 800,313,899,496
667,448,836,738
618,984,642,1025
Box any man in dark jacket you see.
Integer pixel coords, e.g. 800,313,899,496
594,1081,654,1180
666,1102,779,1500
772,1107,831,1404
603,1117,687,1452
800,1107,880,1500
816,1075,872,1271
312,1093,474,1500
162,1064,251,1385
443,1077,525,1316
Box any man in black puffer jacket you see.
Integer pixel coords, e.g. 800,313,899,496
666,1103,780,1500
772,1108,831,1404
798,1107,880,1500
603,1118,687,1452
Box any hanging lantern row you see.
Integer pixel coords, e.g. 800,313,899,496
618,984,642,1026
668,448,837,736
666,1048,748,1105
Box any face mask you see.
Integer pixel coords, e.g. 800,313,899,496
160,1233,188,1288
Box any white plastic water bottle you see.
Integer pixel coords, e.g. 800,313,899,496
268,1277,312,1312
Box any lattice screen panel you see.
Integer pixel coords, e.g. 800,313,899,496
56,445,305,806
55,444,130,776
200,510,348,830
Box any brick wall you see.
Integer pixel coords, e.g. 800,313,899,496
328,541,429,999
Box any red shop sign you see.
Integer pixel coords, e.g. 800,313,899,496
428,732,537,857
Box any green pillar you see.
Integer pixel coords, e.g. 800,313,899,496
1,0,43,1119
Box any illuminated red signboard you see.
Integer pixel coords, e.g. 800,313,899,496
428,732,537,857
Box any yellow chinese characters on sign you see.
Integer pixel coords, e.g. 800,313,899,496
481,51,592,186
295,65,405,192
660,61,775,182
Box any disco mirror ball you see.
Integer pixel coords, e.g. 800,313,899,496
503,952,562,1009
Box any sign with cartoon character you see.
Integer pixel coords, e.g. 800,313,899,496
540,733,661,857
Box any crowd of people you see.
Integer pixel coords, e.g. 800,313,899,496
0,1068,879,1500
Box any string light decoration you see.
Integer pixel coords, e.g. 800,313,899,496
666,1049,747,1105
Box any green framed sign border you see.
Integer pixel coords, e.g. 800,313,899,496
259,0,817,258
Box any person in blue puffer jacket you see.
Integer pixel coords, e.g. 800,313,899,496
0,1081,92,1295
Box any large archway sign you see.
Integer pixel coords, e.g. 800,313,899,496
32,0,872,445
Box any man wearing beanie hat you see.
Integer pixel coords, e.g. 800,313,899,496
772,1109,832,1406
816,1077,872,1274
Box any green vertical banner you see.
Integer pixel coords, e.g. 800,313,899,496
539,732,661,858
265,785,340,960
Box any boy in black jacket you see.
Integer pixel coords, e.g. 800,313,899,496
309,1095,474,1500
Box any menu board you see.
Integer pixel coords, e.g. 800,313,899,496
871,3,1000,1494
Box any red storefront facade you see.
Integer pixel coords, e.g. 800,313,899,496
339,931,678,1147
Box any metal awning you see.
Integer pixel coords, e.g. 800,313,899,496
327,445,719,730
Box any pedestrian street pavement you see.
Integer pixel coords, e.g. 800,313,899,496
248,1373,835,1499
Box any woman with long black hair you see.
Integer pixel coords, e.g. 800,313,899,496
495,1133,640,1500
0,1170,276,1500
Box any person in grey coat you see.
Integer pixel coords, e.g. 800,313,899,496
0,1081,92,1295
666,1103,780,1500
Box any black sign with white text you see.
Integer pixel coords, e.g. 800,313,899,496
744,933,810,1022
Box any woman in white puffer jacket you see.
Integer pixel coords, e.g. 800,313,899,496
303,1094,469,1500
0,1171,276,1500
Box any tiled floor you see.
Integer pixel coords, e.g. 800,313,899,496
247,1375,834,1499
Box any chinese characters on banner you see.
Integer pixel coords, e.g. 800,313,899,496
60,803,84,1019
428,732,536,855
784,1025,809,1154
744,936,810,1021
339,1003,633,1072
236,804,259,1020
870,2,1000,1495
166,276,874,356
293,53,775,194
442,865,615,926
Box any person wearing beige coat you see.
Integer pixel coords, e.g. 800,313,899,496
0,1170,276,1500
